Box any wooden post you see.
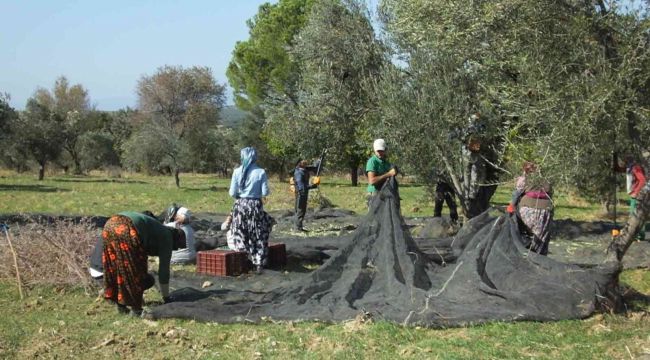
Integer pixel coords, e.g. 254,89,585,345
2,225,24,300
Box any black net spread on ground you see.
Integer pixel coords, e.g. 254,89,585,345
149,178,621,327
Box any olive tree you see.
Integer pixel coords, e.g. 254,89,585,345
0,93,29,172
377,0,649,218
130,65,226,187
265,0,385,185
32,76,93,174
13,98,65,180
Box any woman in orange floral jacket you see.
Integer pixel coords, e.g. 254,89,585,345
102,211,185,316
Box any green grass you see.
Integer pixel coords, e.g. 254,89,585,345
0,170,630,220
1,170,648,358
0,171,235,216
0,278,648,359
0,171,448,217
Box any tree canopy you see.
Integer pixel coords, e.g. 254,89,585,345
128,65,227,187
31,76,93,174
14,97,65,180
263,0,386,185
227,0,314,111
377,0,650,214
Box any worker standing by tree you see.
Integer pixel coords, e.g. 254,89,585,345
433,170,459,225
614,153,647,241
293,159,320,232
366,139,397,207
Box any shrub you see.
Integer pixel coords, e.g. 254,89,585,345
0,218,98,293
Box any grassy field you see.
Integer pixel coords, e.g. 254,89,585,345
0,169,623,220
0,277,648,359
0,170,648,359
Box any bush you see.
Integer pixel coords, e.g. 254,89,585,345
0,218,98,293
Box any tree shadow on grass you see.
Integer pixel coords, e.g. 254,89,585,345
621,286,650,310
164,287,266,303
183,186,228,192
51,178,148,184
0,184,66,193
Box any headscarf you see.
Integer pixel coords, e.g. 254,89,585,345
239,147,257,188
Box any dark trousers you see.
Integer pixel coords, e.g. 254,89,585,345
295,190,308,229
434,191,458,222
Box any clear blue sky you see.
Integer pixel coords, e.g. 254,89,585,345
0,0,275,110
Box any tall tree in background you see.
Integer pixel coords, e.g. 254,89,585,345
0,93,16,145
77,111,124,171
106,107,138,165
32,76,92,174
240,108,288,179
227,0,313,110
0,93,28,171
265,0,385,185
227,0,314,175
13,98,65,180
129,65,226,187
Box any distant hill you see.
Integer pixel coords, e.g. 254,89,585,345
220,105,249,128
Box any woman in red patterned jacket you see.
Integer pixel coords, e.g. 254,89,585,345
513,162,554,255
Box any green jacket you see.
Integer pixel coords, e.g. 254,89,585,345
119,211,173,285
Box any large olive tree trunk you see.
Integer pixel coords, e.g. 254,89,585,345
38,161,46,181
349,165,358,187
606,182,649,263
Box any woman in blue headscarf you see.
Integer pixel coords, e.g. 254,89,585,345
228,147,273,273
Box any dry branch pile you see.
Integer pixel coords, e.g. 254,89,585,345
0,218,98,292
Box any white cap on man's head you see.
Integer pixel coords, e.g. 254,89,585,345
373,139,386,151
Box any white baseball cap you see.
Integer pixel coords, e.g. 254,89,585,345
373,139,386,151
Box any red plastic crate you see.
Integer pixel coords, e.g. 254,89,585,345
196,249,250,276
267,243,287,268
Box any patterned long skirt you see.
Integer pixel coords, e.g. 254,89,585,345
518,206,553,255
228,198,274,266
102,215,148,309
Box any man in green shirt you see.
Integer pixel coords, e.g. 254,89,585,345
366,138,397,205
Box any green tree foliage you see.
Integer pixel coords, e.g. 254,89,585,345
129,65,226,187
0,93,15,136
265,0,385,185
541,4,650,209
12,98,65,180
0,93,29,172
105,108,137,164
32,76,93,174
238,109,286,178
378,0,649,215
227,0,314,176
77,111,124,171
227,0,314,110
